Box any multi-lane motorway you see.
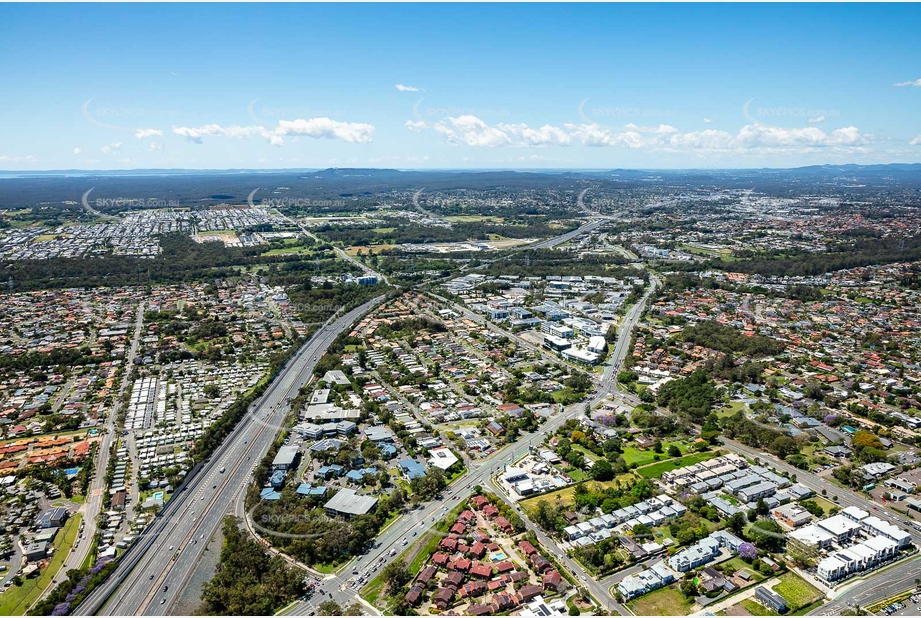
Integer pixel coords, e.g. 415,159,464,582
75,297,385,616
525,218,608,251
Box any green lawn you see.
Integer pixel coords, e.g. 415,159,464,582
621,447,657,466
551,388,580,403
772,572,823,611
721,557,765,582
262,245,314,256
622,441,686,466
636,451,718,478
741,598,779,616
808,496,837,515
629,586,693,616
0,514,82,615
571,444,599,462
791,599,826,615
360,569,387,607
718,401,747,419
520,486,579,515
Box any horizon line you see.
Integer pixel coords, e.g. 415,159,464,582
3,162,921,176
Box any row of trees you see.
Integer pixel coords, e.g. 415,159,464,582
199,517,306,615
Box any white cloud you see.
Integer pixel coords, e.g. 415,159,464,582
73,147,82,155
434,115,511,147
412,115,571,148
101,142,122,154
410,112,870,156
703,118,712,124
894,78,921,87
567,122,869,154
275,118,374,143
148,142,164,152
135,128,163,140
173,118,374,146
0,155,37,163
497,122,572,146
807,115,825,124
911,135,921,146
173,124,279,144
396,84,423,92
623,123,680,135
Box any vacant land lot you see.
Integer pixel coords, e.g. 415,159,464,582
629,586,693,616
772,572,822,611
637,451,718,478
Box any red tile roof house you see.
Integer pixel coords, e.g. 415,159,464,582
432,551,450,567
440,537,458,551
518,584,543,602
494,516,514,534
483,504,500,519
491,592,517,612
405,585,424,606
470,530,490,544
495,560,515,574
445,571,465,588
450,557,472,572
509,570,529,584
471,495,490,510
450,522,467,535
456,542,470,554
417,565,438,585
469,542,487,559
531,555,553,574
458,581,487,599
458,510,476,524
469,562,493,579
487,579,505,592
432,587,455,610
518,540,538,558
467,602,493,616
498,403,525,417
542,570,566,592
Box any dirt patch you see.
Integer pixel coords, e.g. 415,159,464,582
724,603,754,616
169,524,225,615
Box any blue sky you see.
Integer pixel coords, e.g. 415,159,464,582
2,3,920,170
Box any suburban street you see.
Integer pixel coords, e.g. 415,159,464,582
814,557,921,615
64,301,145,576
74,297,385,616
